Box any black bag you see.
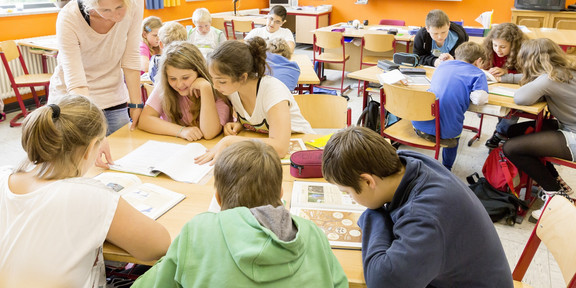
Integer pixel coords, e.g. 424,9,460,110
356,97,399,133
467,172,528,225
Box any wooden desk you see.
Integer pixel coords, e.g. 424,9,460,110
16,35,58,74
291,53,320,93
95,127,365,287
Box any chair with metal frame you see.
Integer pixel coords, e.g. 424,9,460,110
293,94,351,129
211,17,230,40
0,40,51,127
312,30,351,95
379,19,410,53
357,32,395,96
231,19,254,40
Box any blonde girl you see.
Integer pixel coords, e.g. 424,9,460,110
138,41,231,141
0,95,170,287
140,16,163,73
195,37,313,165
502,38,576,220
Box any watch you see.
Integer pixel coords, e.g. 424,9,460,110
127,103,145,109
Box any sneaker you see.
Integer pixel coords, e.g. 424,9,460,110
485,132,504,149
530,189,575,221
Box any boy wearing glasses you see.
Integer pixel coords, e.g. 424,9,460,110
245,5,295,52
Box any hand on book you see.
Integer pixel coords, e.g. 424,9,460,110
179,126,204,141
223,122,243,136
488,67,507,77
195,136,234,166
95,138,114,169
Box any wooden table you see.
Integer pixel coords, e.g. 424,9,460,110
291,53,321,93
93,127,366,287
16,35,58,73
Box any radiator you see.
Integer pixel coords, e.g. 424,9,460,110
0,45,57,100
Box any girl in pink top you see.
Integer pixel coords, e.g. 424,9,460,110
139,41,231,141
140,16,162,73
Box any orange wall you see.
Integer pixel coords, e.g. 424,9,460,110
0,0,267,42
298,0,516,27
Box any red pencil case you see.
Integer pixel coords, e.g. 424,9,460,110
290,150,324,178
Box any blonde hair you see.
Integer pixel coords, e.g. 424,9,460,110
214,141,283,210
82,0,132,17
159,41,220,127
142,16,163,56
482,23,527,71
192,8,212,26
517,38,576,85
158,21,187,46
267,38,292,59
455,42,486,64
17,95,106,180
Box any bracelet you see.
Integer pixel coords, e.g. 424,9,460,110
177,126,184,138
127,103,145,109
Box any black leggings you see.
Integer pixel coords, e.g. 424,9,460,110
502,119,572,191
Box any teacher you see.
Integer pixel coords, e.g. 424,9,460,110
49,0,144,137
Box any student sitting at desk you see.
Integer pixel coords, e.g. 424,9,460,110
196,37,313,165
148,21,188,83
413,9,468,67
0,95,170,287
138,42,231,141
412,42,488,171
133,140,348,288
140,16,163,74
188,8,227,58
482,23,527,149
502,38,576,221
245,5,295,52
321,126,513,288
266,38,301,91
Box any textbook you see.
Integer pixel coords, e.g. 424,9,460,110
290,181,366,249
305,134,334,149
489,86,517,97
482,70,498,84
94,172,185,220
110,140,213,184
281,139,307,165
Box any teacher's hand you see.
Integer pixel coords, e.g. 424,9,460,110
129,107,142,131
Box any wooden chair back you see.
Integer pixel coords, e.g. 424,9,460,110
231,20,254,39
142,83,154,103
381,83,436,121
513,196,576,287
212,17,226,31
314,31,344,49
293,94,350,129
379,19,405,26
0,40,21,62
363,33,395,53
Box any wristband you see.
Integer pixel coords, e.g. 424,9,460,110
177,126,184,138
127,103,145,109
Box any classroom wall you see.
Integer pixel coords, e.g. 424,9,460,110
0,0,267,42
298,0,516,27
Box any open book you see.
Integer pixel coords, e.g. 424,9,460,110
94,172,185,220
110,140,213,184
482,70,498,84
281,139,307,165
489,86,517,97
290,181,366,249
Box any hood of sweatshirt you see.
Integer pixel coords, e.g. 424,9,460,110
218,207,308,283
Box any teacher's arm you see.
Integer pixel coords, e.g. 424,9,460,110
125,68,143,130
122,0,144,130
56,11,89,96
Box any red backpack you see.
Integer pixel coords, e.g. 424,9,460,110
482,147,519,197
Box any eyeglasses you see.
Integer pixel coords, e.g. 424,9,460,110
268,18,283,25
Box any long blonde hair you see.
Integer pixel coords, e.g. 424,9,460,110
142,16,163,56
17,95,106,180
159,41,223,127
517,38,576,85
482,23,526,71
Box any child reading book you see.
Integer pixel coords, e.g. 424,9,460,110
195,37,313,165
321,126,513,287
132,140,348,287
140,16,163,74
0,95,170,287
245,5,295,52
188,8,227,58
138,41,231,141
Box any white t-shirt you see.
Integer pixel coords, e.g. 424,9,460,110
245,27,295,45
228,76,313,134
188,27,227,58
0,168,119,288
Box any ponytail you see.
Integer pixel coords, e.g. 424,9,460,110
208,38,269,81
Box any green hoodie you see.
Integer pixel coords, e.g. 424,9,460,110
133,206,348,287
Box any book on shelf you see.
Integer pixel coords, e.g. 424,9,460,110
489,86,517,97
94,172,185,220
290,181,366,249
109,140,213,184
281,139,307,165
305,133,333,149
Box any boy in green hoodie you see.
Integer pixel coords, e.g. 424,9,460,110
133,140,348,288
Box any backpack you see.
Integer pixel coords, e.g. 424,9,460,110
467,172,528,225
482,146,519,197
356,96,399,133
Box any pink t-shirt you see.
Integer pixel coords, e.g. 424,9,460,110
146,83,231,126
139,41,151,60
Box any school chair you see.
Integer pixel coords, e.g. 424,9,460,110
0,40,52,127
293,94,351,129
312,31,351,95
380,83,443,159
141,83,154,104
358,32,395,96
378,19,405,26
512,196,576,288
212,17,230,40
231,19,254,40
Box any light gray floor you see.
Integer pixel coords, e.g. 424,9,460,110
1,44,574,287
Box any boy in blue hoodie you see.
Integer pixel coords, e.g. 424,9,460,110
322,126,513,288
133,140,348,288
